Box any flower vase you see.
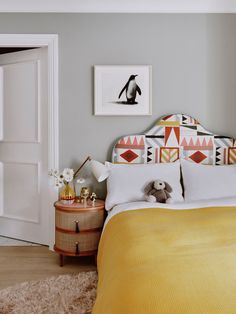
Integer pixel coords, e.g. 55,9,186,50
60,182,76,204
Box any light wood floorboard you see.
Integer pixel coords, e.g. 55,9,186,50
0,246,96,290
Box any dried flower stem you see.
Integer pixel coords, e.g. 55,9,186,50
73,156,91,178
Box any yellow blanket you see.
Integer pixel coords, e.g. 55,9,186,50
92,206,236,314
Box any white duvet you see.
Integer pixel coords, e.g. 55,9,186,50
104,196,236,227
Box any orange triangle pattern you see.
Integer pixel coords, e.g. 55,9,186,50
117,136,145,147
180,137,214,147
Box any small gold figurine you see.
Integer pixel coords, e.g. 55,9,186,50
80,187,90,207
90,192,97,207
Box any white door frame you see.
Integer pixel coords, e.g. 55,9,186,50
0,34,59,249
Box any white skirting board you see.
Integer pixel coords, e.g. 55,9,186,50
0,236,40,246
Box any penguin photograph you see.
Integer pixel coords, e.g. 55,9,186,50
94,65,152,116
118,74,142,104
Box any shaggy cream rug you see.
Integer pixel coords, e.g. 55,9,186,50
0,271,98,314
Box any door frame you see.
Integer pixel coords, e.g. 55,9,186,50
0,34,59,249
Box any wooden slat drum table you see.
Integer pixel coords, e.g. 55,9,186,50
54,199,105,266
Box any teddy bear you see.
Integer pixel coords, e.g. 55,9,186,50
144,180,173,203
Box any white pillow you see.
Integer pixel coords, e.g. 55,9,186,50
105,161,183,210
181,159,236,201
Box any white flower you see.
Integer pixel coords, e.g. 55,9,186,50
62,168,74,182
55,178,63,188
77,177,85,184
48,169,59,179
48,170,53,176
53,169,59,176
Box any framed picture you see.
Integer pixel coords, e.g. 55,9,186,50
94,65,152,116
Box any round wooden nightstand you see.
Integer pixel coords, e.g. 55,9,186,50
54,199,105,266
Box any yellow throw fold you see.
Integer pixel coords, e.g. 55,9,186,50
93,206,236,314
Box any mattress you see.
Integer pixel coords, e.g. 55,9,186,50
105,196,236,226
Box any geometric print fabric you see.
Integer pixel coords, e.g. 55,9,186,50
112,114,236,165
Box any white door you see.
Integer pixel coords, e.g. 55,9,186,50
0,47,50,245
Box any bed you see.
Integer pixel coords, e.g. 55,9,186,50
92,114,236,314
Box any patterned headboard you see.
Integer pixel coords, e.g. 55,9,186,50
112,113,236,165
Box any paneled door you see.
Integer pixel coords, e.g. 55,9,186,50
0,48,50,245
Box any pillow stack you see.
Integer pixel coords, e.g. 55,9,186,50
105,161,183,210
181,159,236,202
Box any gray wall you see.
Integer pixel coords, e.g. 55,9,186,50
0,13,235,197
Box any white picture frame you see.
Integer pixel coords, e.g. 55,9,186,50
94,65,152,116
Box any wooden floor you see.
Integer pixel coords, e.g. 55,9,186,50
0,246,96,290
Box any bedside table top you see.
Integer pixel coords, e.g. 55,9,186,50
54,199,105,212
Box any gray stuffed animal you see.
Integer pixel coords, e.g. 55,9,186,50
144,180,173,203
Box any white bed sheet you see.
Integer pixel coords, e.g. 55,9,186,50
104,197,236,228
